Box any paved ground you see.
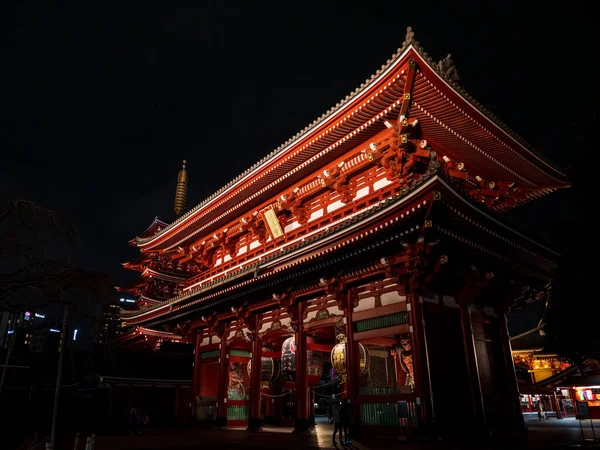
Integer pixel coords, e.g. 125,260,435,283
70,415,600,450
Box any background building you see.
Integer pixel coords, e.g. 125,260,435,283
99,304,125,344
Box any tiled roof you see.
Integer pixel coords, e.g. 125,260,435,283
510,324,546,352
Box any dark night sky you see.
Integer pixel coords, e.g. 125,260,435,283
1,1,593,305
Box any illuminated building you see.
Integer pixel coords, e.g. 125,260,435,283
115,28,569,437
99,304,125,344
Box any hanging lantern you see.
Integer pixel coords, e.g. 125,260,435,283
280,336,324,385
307,348,323,387
331,334,369,381
247,357,280,382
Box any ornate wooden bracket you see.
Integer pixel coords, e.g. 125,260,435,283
278,188,308,226
231,302,251,326
272,289,302,324
457,267,495,306
318,161,353,203
202,311,224,337
222,228,239,257
319,275,346,308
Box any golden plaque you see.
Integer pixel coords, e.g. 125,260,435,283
262,206,284,240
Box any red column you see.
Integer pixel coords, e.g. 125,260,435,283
406,282,429,422
344,289,359,420
554,392,563,419
175,386,180,421
294,301,310,432
217,326,229,426
459,296,486,426
499,313,526,428
190,332,201,420
248,314,263,431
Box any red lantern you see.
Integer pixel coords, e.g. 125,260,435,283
281,336,323,386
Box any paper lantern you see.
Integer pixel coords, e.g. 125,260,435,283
247,357,280,382
281,336,324,386
331,334,368,379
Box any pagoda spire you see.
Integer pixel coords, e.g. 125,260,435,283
173,160,188,218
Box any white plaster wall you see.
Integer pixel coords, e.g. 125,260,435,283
483,307,498,318
249,240,260,250
259,321,271,333
201,337,211,346
442,296,459,308
212,336,221,344
354,296,375,312
327,200,344,213
354,186,370,201
309,208,324,222
237,246,247,256
373,178,392,191
380,291,405,306
284,221,301,233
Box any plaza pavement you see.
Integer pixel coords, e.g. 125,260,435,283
83,415,600,450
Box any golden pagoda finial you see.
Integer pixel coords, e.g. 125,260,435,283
173,160,188,218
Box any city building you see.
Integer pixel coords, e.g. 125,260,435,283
99,304,125,344
1,310,48,350
28,325,62,354
115,27,568,438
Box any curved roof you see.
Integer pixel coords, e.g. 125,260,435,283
510,323,546,352
132,27,568,254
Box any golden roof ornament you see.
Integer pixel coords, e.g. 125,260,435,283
173,160,188,218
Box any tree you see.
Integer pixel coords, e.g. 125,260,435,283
0,193,110,316
0,192,112,448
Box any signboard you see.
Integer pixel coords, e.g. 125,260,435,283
576,400,590,420
261,206,284,240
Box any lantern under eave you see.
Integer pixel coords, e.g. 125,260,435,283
281,336,324,386
247,357,280,382
331,334,369,381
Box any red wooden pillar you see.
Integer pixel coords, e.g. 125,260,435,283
459,296,486,426
499,314,526,428
406,281,429,422
344,289,359,420
294,301,310,432
248,314,263,431
554,392,563,419
175,386,180,421
216,326,229,426
190,332,202,420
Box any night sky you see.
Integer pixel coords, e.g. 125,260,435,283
1,1,592,301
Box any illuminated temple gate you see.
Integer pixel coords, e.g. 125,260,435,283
117,27,569,438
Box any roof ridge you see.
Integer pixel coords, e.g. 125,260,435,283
135,26,566,248
134,28,418,245
510,322,546,340
406,37,567,176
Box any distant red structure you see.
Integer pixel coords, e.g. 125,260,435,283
117,27,568,438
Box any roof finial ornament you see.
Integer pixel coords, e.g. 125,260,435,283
436,53,460,83
403,26,415,47
173,159,188,219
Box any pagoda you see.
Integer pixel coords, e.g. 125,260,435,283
117,27,568,439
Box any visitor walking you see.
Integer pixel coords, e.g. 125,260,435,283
537,400,544,421
129,407,139,435
136,408,149,434
331,401,342,445
340,397,353,445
